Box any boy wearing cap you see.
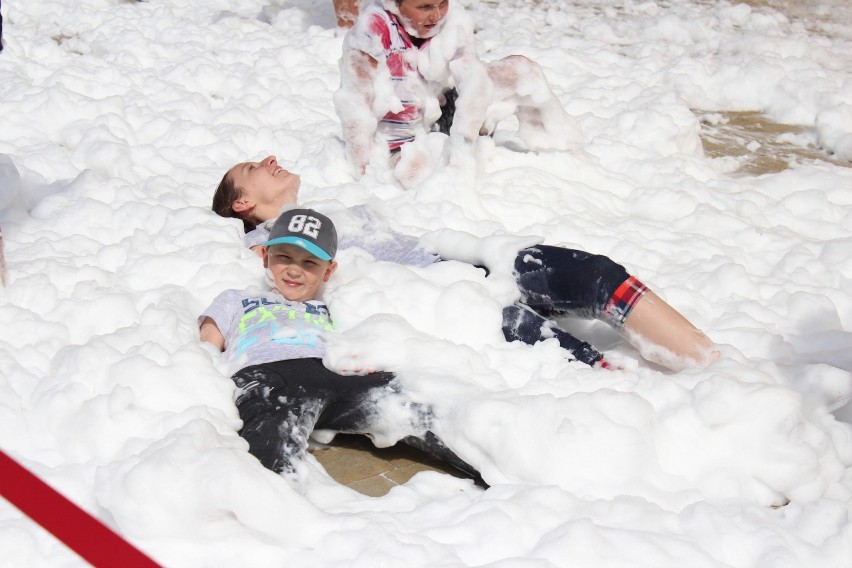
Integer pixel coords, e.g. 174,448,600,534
199,208,477,478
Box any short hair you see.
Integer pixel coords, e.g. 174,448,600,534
212,169,257,233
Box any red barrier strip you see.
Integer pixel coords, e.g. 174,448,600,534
0,450,160,567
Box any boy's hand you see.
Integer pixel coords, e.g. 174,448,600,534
199,340,224,359
337,365,376,376
331,353,376,376
594,358,623,371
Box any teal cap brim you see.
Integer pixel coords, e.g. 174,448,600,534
264,237,332,260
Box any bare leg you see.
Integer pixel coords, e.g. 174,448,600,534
622,291,720,370
333,0,358,28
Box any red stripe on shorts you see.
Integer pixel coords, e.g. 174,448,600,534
603,276,648,328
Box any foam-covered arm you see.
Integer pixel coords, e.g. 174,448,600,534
420,229,542,276
334,49,381,175
449,53,494,140
418,4,492,140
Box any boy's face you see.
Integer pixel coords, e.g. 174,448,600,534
263,243,337,302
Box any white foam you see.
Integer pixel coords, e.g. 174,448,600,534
1,0,851,566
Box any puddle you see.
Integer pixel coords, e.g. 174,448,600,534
693,0,852,175
696,110,849,175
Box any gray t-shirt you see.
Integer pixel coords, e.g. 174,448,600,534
201,289,332,370
245,205,441,268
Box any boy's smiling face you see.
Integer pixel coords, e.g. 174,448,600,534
263,243,337,302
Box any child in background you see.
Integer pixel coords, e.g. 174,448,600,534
199,207,478,478
335,0,582,185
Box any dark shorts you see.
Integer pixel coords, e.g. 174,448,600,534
500,245,638,366
232,359,396,473
234,358,396,431
231,358,478,478
514,245,631,323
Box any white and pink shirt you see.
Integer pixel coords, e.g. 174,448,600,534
347,1,433,150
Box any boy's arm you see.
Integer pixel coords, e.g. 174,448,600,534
199,316,225,352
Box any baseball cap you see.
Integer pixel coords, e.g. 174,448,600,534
263,208,338,260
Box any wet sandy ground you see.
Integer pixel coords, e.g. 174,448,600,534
698,0,851,175
697,110,849,175
314,0,850,496
312,435,470,496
